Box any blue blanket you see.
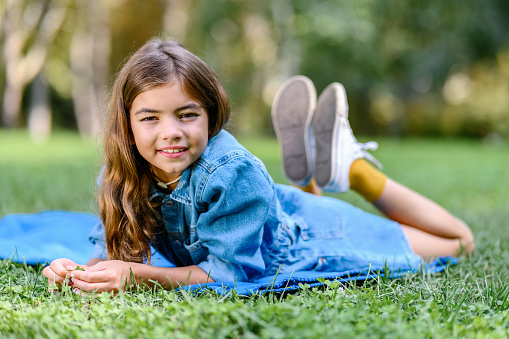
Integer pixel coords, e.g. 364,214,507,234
0,211,455,295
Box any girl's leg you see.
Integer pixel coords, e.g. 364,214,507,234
348,158,474,258
297,178,322,196
373,177,474,259
272,78,474,259
311,83,474,260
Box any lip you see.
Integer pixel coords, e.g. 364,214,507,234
158,146,188,158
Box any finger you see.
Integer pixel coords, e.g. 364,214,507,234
71,269,109,284
50,259,77,277
42,266,54,280
45,276,60,291
68,264,89,272
72,287,90,297
71,279,119,294
43,266,66,284
43,267,66,292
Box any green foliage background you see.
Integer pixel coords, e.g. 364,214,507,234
1,0,509,138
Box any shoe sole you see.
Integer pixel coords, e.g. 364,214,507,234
272,76,316,185
313,82,348,189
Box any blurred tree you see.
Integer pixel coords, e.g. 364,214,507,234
1,0,508,138
179,0,288,134
0,0,70,128
108,0,164,74
439,49,509,138
27,72,51,142
70,0,111,138
291,0,509,136
163,0,189,42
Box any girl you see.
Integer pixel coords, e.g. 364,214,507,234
43,38,474,294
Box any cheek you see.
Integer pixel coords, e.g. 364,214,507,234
202,122,210,147
129,119,149,146
204,114,212,139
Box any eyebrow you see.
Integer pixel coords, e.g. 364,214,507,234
175,103,203,113
134,103,203,115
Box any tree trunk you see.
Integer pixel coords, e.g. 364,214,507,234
1,80,24,127
71,0,110,139
28,73,52,143
71,31,96,138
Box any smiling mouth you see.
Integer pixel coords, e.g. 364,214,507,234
160,148,186,154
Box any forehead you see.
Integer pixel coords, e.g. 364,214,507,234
132,83,198,108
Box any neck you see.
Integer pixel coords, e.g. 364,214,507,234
155,175,181,190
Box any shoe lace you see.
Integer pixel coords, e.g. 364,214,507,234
358,141,383,169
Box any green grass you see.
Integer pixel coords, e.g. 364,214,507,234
1,130,509,338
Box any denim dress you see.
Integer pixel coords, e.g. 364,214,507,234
90,130,423,283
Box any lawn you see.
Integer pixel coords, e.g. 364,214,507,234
1,129,508,338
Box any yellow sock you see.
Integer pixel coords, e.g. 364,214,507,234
296,178,322,196
349,159,387,202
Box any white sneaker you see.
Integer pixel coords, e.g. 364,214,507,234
312,82,381,192
272,75,316,186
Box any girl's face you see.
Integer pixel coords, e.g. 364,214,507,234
130,83,209,184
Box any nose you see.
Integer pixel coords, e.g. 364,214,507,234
160,118,183,141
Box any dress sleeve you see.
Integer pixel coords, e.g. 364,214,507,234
89,167,108,260
88,221,108,260
195,155,274,282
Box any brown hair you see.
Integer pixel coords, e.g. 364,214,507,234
100,38,230,263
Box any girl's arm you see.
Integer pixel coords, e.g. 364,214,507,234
192,155,275,283
69,260,213,294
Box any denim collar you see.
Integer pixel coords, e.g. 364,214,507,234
148,166,193,205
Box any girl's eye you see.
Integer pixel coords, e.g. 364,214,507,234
180,112,198,119
141,116,158,122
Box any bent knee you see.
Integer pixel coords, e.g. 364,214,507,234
456,218,475,257
402,222,475,260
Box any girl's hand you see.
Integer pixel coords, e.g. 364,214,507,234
42,258,86,291
69,260,135,295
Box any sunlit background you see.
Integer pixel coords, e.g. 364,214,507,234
1,0,508,142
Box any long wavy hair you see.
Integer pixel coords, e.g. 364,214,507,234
100,38,230,263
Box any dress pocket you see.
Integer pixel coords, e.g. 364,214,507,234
184,237,210,265
184,238,204,252
184,225,208,255
293,213,343,240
